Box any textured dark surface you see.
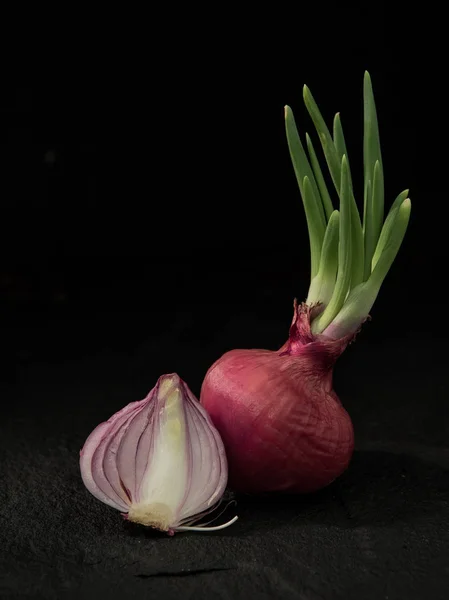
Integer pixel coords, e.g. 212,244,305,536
1,255,448,599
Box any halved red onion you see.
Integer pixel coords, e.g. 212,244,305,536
79,373,237,535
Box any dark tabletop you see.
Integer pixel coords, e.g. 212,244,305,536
1,253,448,600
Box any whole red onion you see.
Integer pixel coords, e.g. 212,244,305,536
199,72,412,495
200,302,355,494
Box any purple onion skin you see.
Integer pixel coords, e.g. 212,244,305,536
200,302,355,494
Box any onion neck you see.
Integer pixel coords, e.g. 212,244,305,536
279,300,355,376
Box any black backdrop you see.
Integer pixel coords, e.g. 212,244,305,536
1,8,448,600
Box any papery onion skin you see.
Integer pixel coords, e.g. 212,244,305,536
200,302,355,494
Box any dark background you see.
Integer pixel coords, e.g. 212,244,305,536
1,8,448,600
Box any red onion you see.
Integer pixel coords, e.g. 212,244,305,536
200,72,411,495
80,373,237,535
201,302,355,494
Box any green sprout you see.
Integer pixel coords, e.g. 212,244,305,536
285,71,411,338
